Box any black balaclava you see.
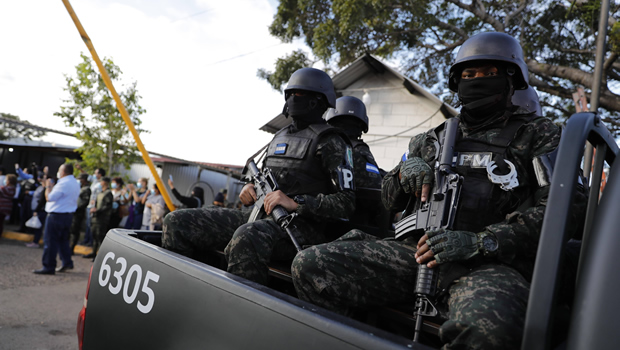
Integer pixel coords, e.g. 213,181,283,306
457,66,515,130
285,92,328,129
327,117,364,140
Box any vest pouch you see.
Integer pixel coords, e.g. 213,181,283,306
266,137,312,162
454,172,504,232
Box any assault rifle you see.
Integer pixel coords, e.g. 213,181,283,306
394,117,463,342
246,160,303,252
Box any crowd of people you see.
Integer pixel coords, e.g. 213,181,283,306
0,161,198,269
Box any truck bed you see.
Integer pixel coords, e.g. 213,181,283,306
82,228,431,350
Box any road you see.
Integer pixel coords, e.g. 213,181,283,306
0,235,93,350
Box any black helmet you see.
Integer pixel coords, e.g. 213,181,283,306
284,68,336,108
449,32,529,92
512,86,542,116
325,96,369,133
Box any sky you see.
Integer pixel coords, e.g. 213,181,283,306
0,0,308,166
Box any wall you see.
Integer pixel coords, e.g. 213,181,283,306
342,72,446,171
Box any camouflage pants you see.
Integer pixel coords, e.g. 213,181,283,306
162,206,325,284
91,217,110,255
162,207,250,258
292,230,530,350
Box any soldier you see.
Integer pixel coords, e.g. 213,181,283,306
325,96,383,229
291,32,585,349
85,176,113,260
162,67,356,285
512,85,543,116
69,173,91,253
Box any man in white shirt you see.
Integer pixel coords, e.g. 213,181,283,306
33,163,80,275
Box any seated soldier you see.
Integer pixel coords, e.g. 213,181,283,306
325,96,383,229
291,32,586,349
162,67,356,285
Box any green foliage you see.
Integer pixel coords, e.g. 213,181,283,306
257,50,312,91
0,113,46,141
264,0,620,134
55,53,147,176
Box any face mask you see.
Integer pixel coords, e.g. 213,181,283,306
96,183,102,190
286,94,326,124
150,189,155,195
136,183,142,189
57,172,61,179
458,75,509,118
111,183,117,189
3,179,6,186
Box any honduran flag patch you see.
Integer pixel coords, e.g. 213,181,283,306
274,143,287,155
366,163,380,174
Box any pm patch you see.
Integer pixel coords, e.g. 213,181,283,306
274,143,287,155
458,152,493,168
366,163,380,174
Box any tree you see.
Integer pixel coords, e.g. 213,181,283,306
0,113,47,141
55,53,147,175
262,0,620,134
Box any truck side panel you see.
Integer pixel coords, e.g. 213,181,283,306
83,229,425,350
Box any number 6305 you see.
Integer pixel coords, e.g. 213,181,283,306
98,252,160,314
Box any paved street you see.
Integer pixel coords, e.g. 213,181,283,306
0,229,94,350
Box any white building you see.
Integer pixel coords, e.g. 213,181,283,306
260,54,458,171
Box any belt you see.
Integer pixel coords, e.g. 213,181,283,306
49,212,73,215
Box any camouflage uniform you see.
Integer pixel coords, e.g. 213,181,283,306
351,141,382,189
91,189,113,255
163,128,355,285
70,183,91,251
293,111,569,349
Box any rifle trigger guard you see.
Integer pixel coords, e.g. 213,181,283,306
486,160,519,191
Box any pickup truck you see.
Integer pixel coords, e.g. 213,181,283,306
76,112,620,350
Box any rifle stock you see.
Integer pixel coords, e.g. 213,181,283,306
246,160,303,252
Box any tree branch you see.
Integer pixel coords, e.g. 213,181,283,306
431,18,468,39
504,0,529,28
445,0,505,32
526,59,594,88
604,52,619,71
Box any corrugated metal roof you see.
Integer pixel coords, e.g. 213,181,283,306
258,54,457,134
0,137,77,152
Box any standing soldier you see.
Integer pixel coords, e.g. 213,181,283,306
162,67,356,285
291,32,586,349
85,176,113,260
70,173,91,253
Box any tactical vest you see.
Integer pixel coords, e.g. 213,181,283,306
264,123,346,197
449,114,535,232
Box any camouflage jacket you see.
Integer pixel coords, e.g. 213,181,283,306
93,189,113,221
290,132,356,222
351,140,382,190
382,112,567,278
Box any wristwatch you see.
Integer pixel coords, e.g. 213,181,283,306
293,195,306,205
477,231,499,257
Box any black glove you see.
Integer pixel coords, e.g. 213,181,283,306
399,157,432,195
426,228,485,264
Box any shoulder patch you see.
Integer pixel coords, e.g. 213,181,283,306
274,143,287,155
346,146,354,167
366,163,380,174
